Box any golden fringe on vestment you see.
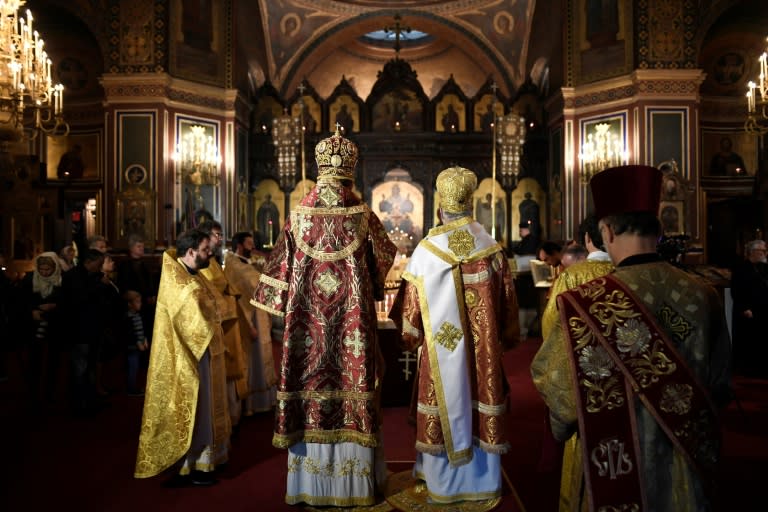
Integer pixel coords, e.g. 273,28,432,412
277,389,375,401
415,438,510,456
250,299,284,317
418,401,507,416
285,493,377,507
273,429,380,449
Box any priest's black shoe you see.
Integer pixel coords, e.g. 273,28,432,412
191,470,218,486
162,473,192,488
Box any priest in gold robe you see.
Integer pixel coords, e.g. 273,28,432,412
224,231,276,414
391,166,520,504
538,213,615,506
531,165,731,512
135,229,230,486
251,128,398,507
198,220,248,427
541,214,614,340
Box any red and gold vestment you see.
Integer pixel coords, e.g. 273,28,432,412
397,218,520,460
252,182,397,449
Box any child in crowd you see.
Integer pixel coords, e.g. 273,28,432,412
123,290,148,396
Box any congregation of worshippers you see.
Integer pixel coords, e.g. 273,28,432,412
0,129,741,511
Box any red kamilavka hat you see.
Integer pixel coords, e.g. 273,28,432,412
590,165,662,220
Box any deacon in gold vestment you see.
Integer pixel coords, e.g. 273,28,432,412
531,166,731,512
251,128,397,507
541,215,614,340
135,229,230,485
392,167,520,504
199,220,248,427
538,214,614,509
224,231,276,414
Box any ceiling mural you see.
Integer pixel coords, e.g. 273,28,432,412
252,0,536,98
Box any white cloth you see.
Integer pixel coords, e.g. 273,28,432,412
587,250,611,262
285,439,387,507
414,446,502,503
403,219,501,466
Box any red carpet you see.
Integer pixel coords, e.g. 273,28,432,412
2,338,766,511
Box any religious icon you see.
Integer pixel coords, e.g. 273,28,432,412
373,177,424,255
257,194,281,249
475,193,505,241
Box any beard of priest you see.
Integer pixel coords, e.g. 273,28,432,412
135,228,231,487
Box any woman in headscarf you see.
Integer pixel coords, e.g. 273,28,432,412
20,252,66,407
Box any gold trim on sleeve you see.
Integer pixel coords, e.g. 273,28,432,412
250,299,285,318
428,216,472,237
293,204,369,216
292,211,370,261
259,273,288,291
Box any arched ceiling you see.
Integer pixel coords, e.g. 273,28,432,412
238,0,542,100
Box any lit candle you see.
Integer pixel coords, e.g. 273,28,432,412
268,219,273,246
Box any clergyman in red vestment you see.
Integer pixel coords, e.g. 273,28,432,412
251,127,397,507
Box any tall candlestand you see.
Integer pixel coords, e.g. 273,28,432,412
265,218,274,249
298,82,307,197
490,82,499,240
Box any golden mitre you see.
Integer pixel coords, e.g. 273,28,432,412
314,127,358,181
436,166,477,214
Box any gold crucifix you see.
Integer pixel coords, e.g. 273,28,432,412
384,14,411,59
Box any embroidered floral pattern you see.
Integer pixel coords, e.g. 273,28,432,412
297,214,313,238
464,288,478,307
315,269,342,296
596,503,640,512
626,339,677,388
317,184,341,207
616,318,651,355
434,321,462,352
579,345,614,379
447,229,475,258
660,383,693,415
658,304,692,343
287,454,372,477
583,375,625,412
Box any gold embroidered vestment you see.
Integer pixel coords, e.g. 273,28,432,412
135,250,230,478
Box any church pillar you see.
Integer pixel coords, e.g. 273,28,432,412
557,69,705,246
100,73,244,249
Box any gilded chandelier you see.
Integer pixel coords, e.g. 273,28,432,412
0,1,67,142
579,122,627,183
746,39,768,134
496,112,526,188
272,109,301,190
173,125,221,187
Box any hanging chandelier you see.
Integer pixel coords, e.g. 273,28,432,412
746,40,768,134
579,122,627,184
0,1,67,142
272,109,301,190
173,125,221,187
496,112,526,188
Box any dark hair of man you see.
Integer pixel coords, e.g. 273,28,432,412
87,234,107,247
198,219,222,234
176,229,209,257
563,244,588,259
539,240,562,256
127,233,144,248
578,214,603,249
80,248,105,264
231,231,253,252
601,211,661,238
